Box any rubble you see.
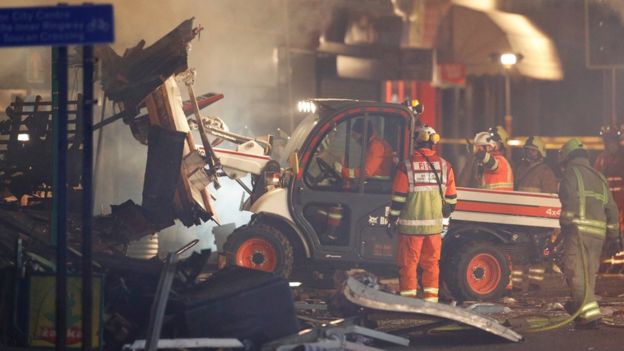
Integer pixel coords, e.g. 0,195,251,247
340,274,524,343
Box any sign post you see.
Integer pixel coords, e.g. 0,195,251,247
0,4,113,350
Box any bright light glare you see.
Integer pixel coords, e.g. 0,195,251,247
297,100,316,114
500,53,518,66
289,281,302,287
17,133,30,142
507,139,522,146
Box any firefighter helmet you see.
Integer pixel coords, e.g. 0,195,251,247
415,124,440,144
524,136,546,158
488,125,509,145
559,138,586,162
403,99,424,115
600,125,622,141
473,131,496,148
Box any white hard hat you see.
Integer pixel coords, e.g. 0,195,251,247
473,131,496,148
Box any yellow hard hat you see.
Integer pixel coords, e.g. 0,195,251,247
488,126,509,145
524,136,546,157
559,138,585,162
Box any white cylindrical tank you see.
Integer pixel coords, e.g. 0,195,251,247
125,233,159,259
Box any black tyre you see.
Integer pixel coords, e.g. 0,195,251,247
444,241,510,301
223,224,294,278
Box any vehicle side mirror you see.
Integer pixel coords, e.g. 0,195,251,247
289,150,300,174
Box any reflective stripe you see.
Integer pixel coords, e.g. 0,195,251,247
424,297,438,303
583,309,602,319
485,182,514,189
390,209,401,216
567,166,609,239
392,195,407,202
410,185,440,192
405,160,414,192
400,290,417,297
580,301,601,319
445,197,457,205
328,213,342,219
576,225,606,237
581,301,599,312
423,288,439,294
519,186,541,192
561,210,576,219
572,218,606,229
399,218,443,226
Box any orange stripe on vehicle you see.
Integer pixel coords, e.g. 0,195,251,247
456,200,560,219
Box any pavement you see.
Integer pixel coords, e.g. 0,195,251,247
296,273,624,351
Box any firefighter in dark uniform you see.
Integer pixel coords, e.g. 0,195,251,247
558,138,622,328
513,136,559,290
515,136,559,193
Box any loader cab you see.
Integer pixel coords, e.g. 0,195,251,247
290,100,413,264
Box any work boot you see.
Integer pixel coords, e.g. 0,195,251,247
575,319,601,330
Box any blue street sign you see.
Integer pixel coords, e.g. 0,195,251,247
0,4,114,47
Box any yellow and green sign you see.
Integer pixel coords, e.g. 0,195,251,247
27,275,102,348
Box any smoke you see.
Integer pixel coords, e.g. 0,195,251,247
0,0,339,254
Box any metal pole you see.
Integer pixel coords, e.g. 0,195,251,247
611,68,617,125
53,45,68,351
504,71,512,136
282,0,294,133
81,44,94,351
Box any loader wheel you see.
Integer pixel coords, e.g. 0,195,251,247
445,242,509,301
223,224,294,278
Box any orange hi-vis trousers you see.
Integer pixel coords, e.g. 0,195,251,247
397,233,441,302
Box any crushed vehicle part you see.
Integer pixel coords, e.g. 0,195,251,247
96,18,201,108
123,338,244,350
262,319,409,351
342,276,523,342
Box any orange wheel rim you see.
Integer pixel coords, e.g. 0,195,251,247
235,238,278,272
466,253,502,295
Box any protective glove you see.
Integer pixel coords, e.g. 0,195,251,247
606,237,624,257
386,217,398,238
465,140,475,154
333,161,343,174
474,148,487,161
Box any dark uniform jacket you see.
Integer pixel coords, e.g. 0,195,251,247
515,160,559,193
559,157,620,240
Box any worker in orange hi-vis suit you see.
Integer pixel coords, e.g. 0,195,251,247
594,125,624,256
387,125,457,302
473,126,514,191
338,119,394,180
325,119,394,241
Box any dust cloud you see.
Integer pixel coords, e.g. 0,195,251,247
0,0,336,254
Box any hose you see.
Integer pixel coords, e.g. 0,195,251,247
521,230,590,333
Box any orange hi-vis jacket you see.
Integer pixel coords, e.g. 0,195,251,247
342,135,394,180
390,148,457,235
477,150,514,191
389,148,457,302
